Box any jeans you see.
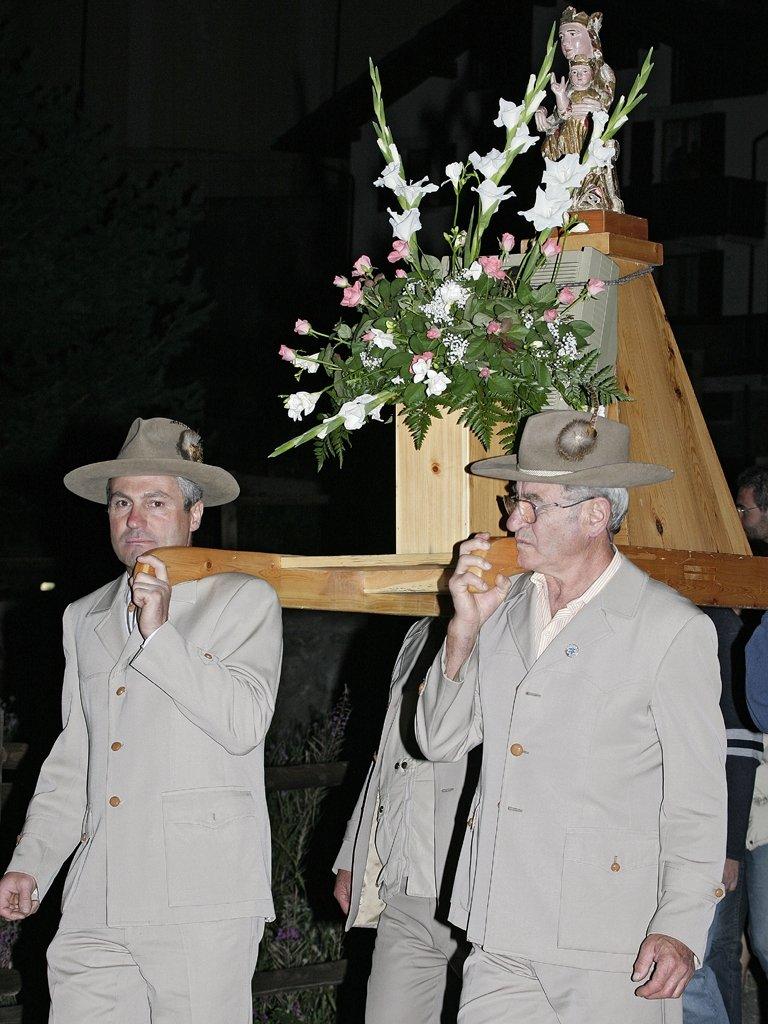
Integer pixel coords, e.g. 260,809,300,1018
745,841,768,977
683,868,744,1024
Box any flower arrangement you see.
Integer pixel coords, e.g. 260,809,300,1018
271,30,653,467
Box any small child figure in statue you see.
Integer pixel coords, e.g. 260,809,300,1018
538,55,604,161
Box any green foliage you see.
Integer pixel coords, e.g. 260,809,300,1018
254,694,350,1023
0,49,209,470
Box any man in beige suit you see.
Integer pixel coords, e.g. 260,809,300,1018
0,417,282,1023
416,411,728,1024
332,616,472,1023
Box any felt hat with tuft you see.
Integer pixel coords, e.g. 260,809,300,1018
63,417,240,506
470,410,673,488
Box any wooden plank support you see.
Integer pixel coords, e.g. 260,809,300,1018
265,762,347,792
252,959,347,997
153,543,768,614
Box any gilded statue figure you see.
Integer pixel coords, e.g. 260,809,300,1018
534,7,624,213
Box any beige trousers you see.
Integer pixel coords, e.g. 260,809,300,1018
47,917,263,1023
458,945,683,1024
365,892,467,1024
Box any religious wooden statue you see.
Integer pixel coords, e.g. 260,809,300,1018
534,7,624,213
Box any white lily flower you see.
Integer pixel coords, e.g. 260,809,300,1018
472,179,516,213
469,148,506,180
445,162,463,187
388,207,422,242
393,176,439,205
520,186,571,230
493,98,525,130
425,369,451,397
369,328,396,350
466,261,483,280
508,122,538,154
285,391,322,422
374,159,405,191
570,221,590,233
542,154,589,191
294,352,321,373
358,393,385,421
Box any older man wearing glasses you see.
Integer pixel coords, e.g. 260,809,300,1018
416,410,728,1024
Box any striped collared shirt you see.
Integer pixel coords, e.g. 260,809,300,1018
531,548,622,660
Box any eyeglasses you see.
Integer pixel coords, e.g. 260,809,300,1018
736,505,759,516
501,493,596,524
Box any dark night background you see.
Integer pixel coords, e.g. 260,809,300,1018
0,0,766,1019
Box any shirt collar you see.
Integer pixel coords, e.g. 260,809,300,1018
531,547,622,614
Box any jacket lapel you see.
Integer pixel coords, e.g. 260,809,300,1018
503,579,538,672
92,576,131,663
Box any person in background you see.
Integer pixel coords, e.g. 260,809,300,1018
333,616,474,1024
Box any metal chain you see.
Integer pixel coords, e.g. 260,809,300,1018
559,264,656,289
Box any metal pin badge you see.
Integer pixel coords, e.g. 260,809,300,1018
565,643,579,658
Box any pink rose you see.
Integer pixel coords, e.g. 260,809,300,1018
387,239,409,264
294,318,311,335
486,320,502,335
478,255,507,281
558,287,576,305
542,308,558,323
479,366,491,379
542,237,562,257
500,232,515,253
352,255,372,277
426,327,441,340
395,268,407,278
587,278,606,297
333,275,349,288
341,280,363,307
362,331,374,342
279,344,295,362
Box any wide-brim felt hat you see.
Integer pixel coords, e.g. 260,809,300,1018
470,410,673,488
63,417,240,506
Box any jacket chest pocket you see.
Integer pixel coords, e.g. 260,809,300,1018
557,827,659,955
162,788,264,907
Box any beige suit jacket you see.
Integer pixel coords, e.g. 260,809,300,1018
333,618,471,929
8,571,282,926
416,556,727,972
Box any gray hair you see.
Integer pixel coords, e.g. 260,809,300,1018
736,466,768,511
563,485,629,535
177,476,203,511
105,475,203,511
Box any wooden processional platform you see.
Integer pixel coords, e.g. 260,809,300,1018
155,218,768,615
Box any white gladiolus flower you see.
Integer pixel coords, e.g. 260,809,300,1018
369,328,396,350
357,393,384,421
570,221,590,233
473,178,515,213
445,162,463,187
388,207,422,241
285,391,322,422
294,352,321,373
493,98,525,130
338,399,367,431
591,111,609,136
469,148,506,179
585,135,615,169
542,154,589,191
393,176,439,205
465,261,483,280
374,158,404,191
425,369,451,396
520,187,571,230
508,122,538,154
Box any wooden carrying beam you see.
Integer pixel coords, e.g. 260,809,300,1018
152,542,768,617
